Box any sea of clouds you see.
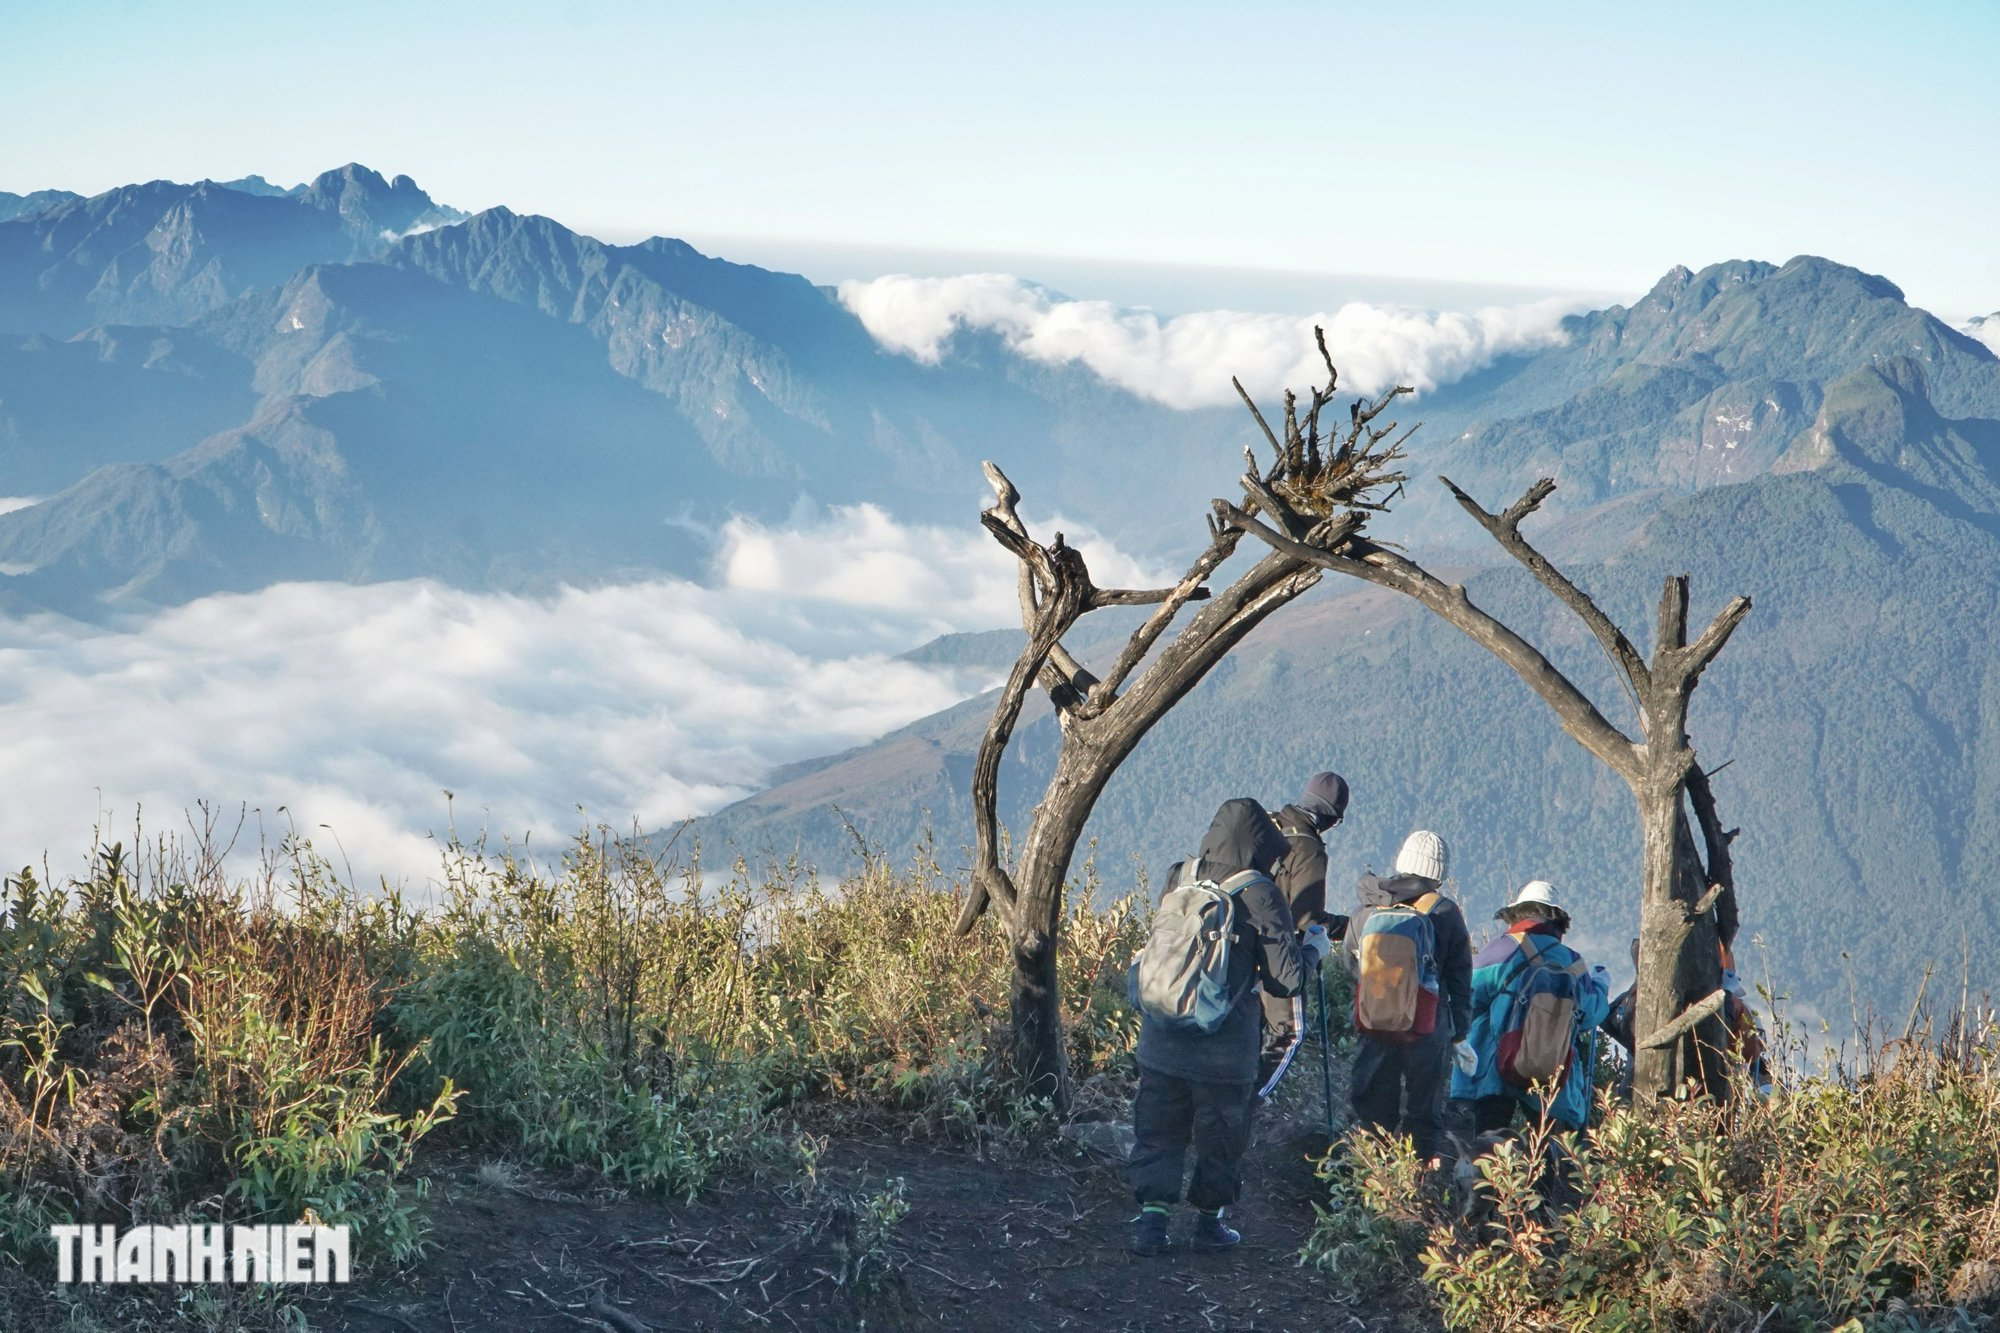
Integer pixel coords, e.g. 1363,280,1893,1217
0,504,1161,891
836,274,1586,409
4,278,1604,894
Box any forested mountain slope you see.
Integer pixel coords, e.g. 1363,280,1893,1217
691,358,2000,1021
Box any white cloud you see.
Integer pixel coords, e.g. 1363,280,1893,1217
379,219,451,243
837,274,1584,408
1964,313,2000,357
0,504,1155,891
715,502,1165,616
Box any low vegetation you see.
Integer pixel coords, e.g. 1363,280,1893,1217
5,825,1997,1331
1307,1011,2000,1330
0,823,1144,1326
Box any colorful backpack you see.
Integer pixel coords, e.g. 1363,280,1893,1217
1352,891,1443,1043
1497,933,1588,1088
1128,859,1268,1034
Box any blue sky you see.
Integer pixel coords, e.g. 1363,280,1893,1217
4,0,1997,318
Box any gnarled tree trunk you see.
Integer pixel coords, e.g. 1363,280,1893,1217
1224,481,1750,1102
960,339,1414,1107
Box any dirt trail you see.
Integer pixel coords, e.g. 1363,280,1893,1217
327,1096,1439,1333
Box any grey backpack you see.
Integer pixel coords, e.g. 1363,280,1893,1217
1127,859,1269,1034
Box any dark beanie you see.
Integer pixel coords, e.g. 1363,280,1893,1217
1300,771,1349,830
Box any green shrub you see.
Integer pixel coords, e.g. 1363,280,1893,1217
0,839,452,1263
1309,1010,2000,1331
1301,1129,1435,1305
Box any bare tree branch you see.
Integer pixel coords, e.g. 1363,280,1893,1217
1657,574,1690,655
1132,552,1321,712
1239,469,1303,534
981,463,1100,705
956,554,1089,935
1685,763,1740,948
1639,988,1730,1050
1232,377,1283,457
1219,501,1645,781
1088,586,1215,609
1087,528,1243,712
1681,595,1753,679
1688,881,1725,920
1440,475,1654,701
1356,385,1412,428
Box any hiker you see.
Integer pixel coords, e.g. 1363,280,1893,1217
1718,944,1773,1094
1451,881,1610,1134
1127,798,1331,1255
1257,770,1350,1101
1605,936,1771,1097
1602,939,1640,1101
1344,829,1472,1160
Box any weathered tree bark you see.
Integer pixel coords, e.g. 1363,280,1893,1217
961,337,1413,1107
1224,478,1751,1102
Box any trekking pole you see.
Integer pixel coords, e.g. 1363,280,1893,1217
1316,958,1336,1143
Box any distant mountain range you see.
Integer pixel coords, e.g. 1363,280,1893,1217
689,262,2000,1023
0,166,1261,614
5,165,1998,1020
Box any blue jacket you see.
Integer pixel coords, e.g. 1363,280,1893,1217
1451,923,1608,1129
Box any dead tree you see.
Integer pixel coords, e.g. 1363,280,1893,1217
957,336,1412,1107
1221,475,1749,1100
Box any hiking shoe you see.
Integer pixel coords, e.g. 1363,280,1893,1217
1128,1208,1173,1257
1188,1210,1241,1250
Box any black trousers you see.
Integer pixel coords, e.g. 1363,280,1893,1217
1470,1094,1517,1135
1350,1031,1450,1158
1127,1067,1254,1210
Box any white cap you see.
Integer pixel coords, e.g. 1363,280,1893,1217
1513,880,1563,912
1393,830,1449,882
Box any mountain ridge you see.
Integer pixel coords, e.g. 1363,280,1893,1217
685,332,2000,1022
0,174,1280,613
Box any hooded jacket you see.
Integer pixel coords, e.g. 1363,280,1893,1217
1136,799,1308,1085
1344,872,1474,1043
1450,921,1609,1129
1270,803,1334,932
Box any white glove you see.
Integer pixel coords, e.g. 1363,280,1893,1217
1453,1040,1478,1076
1589,963,1611,987
1301,924,1333,966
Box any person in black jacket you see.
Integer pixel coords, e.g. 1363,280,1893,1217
1342,829,1472,1161
1257,771,1350,1100
1128,798,1330,1255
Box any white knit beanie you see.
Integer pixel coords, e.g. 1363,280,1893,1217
1393,830,1449,882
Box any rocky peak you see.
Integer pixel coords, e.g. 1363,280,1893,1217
299,164,462,239
1648,263,1695,299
